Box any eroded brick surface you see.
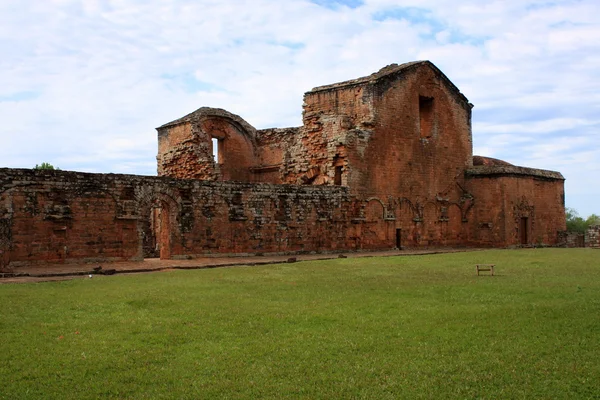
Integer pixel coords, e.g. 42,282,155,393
0,61,567,267
585,226,600,248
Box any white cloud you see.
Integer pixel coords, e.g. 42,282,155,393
0,0,599,215
475,118,599,135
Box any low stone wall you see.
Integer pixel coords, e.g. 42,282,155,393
0,166,569,267
558,227,599,248
559,231,585,248
585,225,600,248
1,168,404,266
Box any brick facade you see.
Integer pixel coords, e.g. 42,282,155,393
0,61,567,267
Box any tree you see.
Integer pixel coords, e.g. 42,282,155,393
566,208,599,232
586,214,600,228
566,208,587,233
34,162,59,170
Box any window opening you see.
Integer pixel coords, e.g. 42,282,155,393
419,96,434,138
212,138,219,163
334,166,343,185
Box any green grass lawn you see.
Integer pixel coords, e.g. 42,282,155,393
1,249,599,399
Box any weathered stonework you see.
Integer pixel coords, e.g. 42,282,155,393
0,60,567,267
0,168,363,265
585,225,600,248
559,225,599,248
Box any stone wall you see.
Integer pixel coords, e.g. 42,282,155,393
585,225,600,248
560,231,585,247
0,61,568,268
0,166,567,267
1,168,411,266
157,108,259,182
466,166,566,247
558,226,599,248
253,127,298,184
151,61,564,252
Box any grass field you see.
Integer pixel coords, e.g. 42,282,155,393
1,248,599,399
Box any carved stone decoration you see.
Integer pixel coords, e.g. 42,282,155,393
412,202,424,223
514,196,535,221
459,193,474,222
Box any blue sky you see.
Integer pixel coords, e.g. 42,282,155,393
1,0,598,216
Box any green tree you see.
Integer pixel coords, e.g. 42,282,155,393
34,162,59,170
566,208,600,232
566,208,587,233
586,214,600,227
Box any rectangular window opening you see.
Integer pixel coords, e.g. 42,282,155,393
334,166,343,185
212,138,219,163
419,96,434,138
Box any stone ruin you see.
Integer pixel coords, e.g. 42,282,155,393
0,61,566,267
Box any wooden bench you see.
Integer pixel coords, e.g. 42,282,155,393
476,264,495,276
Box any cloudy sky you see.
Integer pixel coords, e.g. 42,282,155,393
1,0,598,216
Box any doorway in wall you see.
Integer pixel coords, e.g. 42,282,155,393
396,228,402,249
142,200,171,259
520,217,528,245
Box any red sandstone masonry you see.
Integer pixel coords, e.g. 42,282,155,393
0,61,567,268
0,168,377,265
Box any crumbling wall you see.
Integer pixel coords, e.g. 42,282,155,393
287,62,473,201
157,108,258,181
559,226,600,248
268,62,477,247
586,225,600,248
2,61,568,268
0,170,140,265
282,82,375,187
0,166,567,268
559,231,585,247
157,121,211,179
253,127,299,184
2,168,422,267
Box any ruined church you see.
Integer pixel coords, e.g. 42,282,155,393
0,61,566,266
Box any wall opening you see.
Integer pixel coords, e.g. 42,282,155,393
212,138,220,163
396,228,402,249
520,217,528,245
334,166,343,185
142,200,171,259
419,96,434,138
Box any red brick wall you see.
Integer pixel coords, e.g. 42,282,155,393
290,63,475,248
363,65,473,200
1,168,402,267
1,63,567,269
157,121,216,180
466,170,566,246
151,63,564,253
200,117,256,182
157,108,258,182
295,63,472,199
0,165,566,268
